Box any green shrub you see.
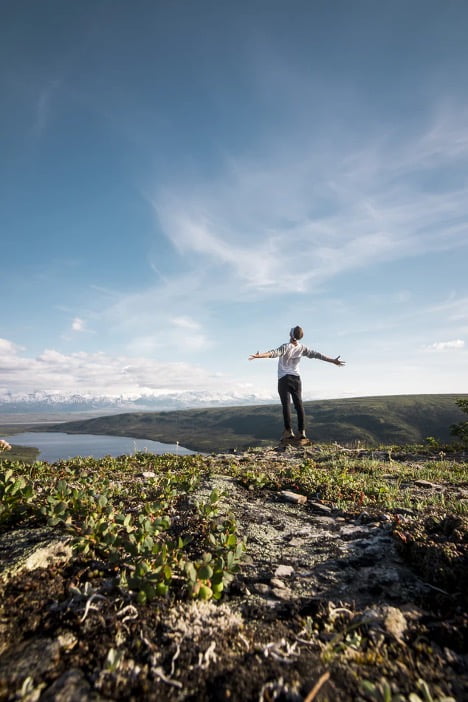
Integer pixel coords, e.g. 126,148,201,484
450,398,468,446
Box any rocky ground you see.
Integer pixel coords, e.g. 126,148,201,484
0,442,467,701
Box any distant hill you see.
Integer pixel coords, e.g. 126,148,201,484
43,394,467,453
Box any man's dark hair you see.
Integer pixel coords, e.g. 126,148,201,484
292,326,304,340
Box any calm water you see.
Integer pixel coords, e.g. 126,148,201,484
5,432,196,462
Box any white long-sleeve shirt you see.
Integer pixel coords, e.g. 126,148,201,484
267,342,327,379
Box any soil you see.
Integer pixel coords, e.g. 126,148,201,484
0,443,467,701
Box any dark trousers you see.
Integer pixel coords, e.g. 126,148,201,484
278,374,305,432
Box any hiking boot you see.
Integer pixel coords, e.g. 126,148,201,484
298,430,307,439
281,429,295,441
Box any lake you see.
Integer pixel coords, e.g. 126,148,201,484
4,432,196,462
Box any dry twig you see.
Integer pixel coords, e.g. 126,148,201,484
79,593,107,623
304,671,330,702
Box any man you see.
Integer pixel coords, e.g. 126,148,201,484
249,326,345,441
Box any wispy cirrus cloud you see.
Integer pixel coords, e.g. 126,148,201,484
153,104,468,296
87,104,468,363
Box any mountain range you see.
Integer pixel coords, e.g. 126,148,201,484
0,390,273,414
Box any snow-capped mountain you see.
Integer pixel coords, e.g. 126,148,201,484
0,390,274,414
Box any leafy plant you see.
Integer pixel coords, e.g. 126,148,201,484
196,488,225,520
360,678,455,702
409,679,456,702
184,489,246,600
450,398,468,446
0,468,35,524
18,457,247,603
424,436,441,450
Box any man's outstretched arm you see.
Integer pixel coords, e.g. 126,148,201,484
304,348,345,365
320,354,345,366
248,351,272,360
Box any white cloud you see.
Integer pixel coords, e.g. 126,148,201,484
72,317,86,332
0,338,237,398
424,340,465,352
0,338,24,354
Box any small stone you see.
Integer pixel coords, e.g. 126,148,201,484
270,578,286,589
361,605,407,641
309,502,332,513
383,607,407,640
414,479,443,490
340,524,370,537
57,632,78,652
253,583,270,594
142,471,156,478
280,490,307,504
271,587,292,600
274,564,294,577
312,516,336,526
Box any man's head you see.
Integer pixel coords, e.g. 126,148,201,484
290,326,304,341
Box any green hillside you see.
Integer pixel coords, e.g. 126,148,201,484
44,394,467,453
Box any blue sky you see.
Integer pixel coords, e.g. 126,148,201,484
1,0,467,403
